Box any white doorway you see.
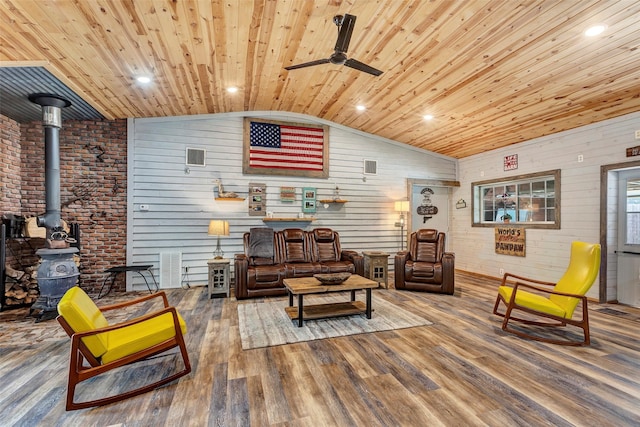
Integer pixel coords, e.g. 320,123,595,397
601,160,640,304
616,170,640,307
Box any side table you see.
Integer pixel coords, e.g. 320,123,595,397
207,258,230,298
99,265,158,298
363,251,390,288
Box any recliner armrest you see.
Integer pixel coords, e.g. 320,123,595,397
234,254,249,299
394,251,411,289
341,250,364,275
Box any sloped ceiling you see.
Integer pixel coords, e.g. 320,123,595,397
1,0,639,158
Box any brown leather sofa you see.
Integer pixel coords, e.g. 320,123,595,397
234,227,364,299
394,229,455,294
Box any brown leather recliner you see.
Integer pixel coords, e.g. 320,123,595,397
234,228,286,299
279,228,323,277
311,228,363,274
395,229,455,294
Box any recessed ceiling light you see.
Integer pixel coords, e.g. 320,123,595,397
136,76,152,84
423,114,434,121
227,86,239,93
585,25,606,37
356,105,366,111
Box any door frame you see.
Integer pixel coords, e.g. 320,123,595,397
406,178,460,245
600,159,640,302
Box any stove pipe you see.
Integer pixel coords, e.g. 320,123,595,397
28,93,72,247
28,93,78,321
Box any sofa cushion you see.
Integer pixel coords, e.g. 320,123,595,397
281,229,309,263
413,229,440,263
313,228,341,262
285,262,322,277
248,227,275,262
253,265,282,281
251,256,275,266
320,260,355,274
405,260,443,283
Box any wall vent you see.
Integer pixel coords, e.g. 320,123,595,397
186,148,206,166
160,252,182,288
363,159,378,175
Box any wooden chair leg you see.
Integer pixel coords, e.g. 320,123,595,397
66,340,191,411
498,300,590,346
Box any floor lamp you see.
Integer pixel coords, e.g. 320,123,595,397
394,201,410,250
208,220,229,259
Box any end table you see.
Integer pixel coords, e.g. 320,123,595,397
207,258,230,298
363,251,390,288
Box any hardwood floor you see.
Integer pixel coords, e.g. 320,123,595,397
1,272,639,426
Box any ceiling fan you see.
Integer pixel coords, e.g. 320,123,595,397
285,14,383,76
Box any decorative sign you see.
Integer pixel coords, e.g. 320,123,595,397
280,186,296,202
627,145,640,157
416,187,438,222
504,154,518,171
495,227,526,257
243,118,329,178
248,183,266,216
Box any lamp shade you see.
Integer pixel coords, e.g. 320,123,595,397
208,220,229,236
394,201,410,212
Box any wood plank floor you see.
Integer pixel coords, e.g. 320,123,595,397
1,272,639,426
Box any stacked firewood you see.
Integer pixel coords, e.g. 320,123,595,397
4,263,39,306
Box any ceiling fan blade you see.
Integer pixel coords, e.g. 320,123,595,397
285,58,331,71
344,58,383,76
334,14,356,53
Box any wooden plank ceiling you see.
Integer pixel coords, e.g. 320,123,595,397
1,0,639,159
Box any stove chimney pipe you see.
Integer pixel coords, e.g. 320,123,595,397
28,93,72,248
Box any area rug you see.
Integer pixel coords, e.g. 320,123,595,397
237,292,433,350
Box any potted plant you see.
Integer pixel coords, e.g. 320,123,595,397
501,213,512,223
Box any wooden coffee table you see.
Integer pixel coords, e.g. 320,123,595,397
283,274,379,327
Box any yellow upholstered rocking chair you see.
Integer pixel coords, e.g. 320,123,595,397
493,241,601,346
57,286,191,410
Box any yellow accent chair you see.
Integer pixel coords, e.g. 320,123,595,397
492,241,601,346
57,286,191,410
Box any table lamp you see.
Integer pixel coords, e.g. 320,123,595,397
208,220,229,259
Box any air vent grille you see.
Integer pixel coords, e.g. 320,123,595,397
363,159,378,175
186,148,206,166
160,252,182,288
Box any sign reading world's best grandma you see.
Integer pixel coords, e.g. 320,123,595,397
495,227,526,257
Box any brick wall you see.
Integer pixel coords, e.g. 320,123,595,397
17,118,128,294
0,114,21,215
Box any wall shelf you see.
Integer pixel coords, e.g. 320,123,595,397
318,199,348,204
215,197,245,202
262,218,316,223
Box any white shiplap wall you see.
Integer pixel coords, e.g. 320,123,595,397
127,111,457,290
452,111,640,300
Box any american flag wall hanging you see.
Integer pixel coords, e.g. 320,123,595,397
243,118,329,178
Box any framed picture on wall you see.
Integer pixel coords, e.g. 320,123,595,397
302,187,316,213
248,182,266,216
242,118,329,178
